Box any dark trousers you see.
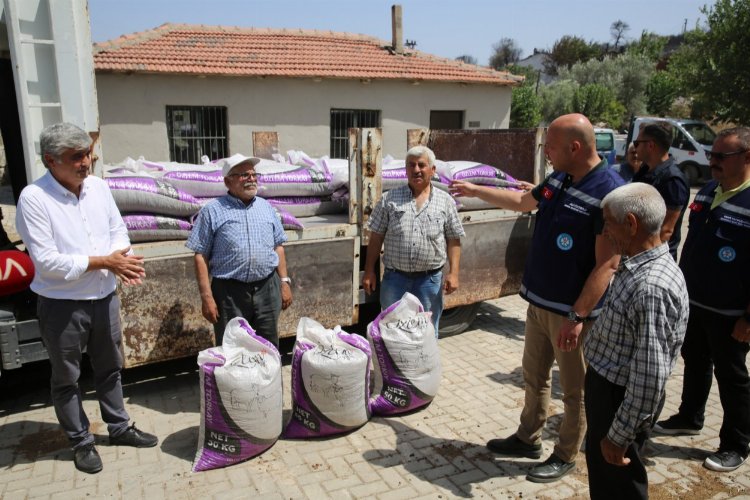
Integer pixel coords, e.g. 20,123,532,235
211,273,281,348
37,293,130,449
585,369,648,500
676,306,750,455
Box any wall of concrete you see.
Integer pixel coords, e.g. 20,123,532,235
96,73,512,163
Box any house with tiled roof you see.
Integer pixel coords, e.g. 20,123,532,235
93,15,522,163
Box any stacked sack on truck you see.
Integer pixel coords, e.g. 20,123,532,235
446,160,523,211
264,150,349,219
191,293,441,471
103,154,336,242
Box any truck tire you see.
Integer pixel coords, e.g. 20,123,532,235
438,302,482,337
680,162,701,186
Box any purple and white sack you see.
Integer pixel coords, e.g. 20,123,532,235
163,169,226,198
267,196,347,218
368,293,441,415
122,214,192,242
193,318,283,472
285,318,371,438
271,205,304,230
257,166,336,198
107,177,202,217
449,161,521,188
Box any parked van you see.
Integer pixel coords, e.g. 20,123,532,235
627,117,716,184
594,128,617,166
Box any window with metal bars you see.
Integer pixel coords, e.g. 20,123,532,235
330,109,381,159
166,106,228,163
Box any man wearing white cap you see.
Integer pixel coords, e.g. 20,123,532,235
186,154,293,347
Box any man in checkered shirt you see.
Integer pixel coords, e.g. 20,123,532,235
362,145,464,335
187,154,293,348
583,183,689,499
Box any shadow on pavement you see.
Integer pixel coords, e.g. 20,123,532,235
161,425,199,463
471,301,526,340
0,420,113,469
487,366,563,400
363,418,533,498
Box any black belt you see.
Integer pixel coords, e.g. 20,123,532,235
215,272,274,287
387,267,443,278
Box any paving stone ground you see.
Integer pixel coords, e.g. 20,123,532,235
1,293,748,499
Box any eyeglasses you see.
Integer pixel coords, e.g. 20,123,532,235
706,150,748,161
632,140,652,147
227,171,257,180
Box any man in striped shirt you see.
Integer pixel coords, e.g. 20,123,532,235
584,183,689,499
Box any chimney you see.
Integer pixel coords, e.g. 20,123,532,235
391,5,403,54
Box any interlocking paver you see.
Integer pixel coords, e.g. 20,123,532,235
2,293,749,498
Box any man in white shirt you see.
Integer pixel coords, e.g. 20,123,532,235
16,123,158,474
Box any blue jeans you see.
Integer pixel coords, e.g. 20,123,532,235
380,268,443,336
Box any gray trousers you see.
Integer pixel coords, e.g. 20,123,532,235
37,293,130,449
211,273,281,348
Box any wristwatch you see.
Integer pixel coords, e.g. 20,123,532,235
566,311,586,324
280,277,292,284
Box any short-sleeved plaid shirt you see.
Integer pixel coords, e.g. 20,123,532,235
584,243,689,447
186,194,287,282
367,185,464,272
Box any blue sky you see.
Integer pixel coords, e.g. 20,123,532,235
89,0,710,65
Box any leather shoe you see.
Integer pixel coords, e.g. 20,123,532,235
486,434,542,459
526,454,575,483
109,423,158,448
74,443,103,474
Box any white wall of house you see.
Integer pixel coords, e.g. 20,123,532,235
96,73,512,163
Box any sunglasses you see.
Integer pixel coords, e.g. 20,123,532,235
706,150,748,161
227,171,257,180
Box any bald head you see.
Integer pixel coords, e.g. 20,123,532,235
549,113,597,151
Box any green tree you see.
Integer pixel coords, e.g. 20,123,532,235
504,64,540,88
489,38,522,70
559,52,654,124
668,0,750,123
646,71,680,116
572,83,624,126
543,36,601,76
510,85,542,128
539,80,578,123
626,30,669,62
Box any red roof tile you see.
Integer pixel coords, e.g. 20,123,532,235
94,23,522,86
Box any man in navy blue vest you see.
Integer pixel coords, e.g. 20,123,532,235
451,113,623,482
654,127,750,473
632,122,690,259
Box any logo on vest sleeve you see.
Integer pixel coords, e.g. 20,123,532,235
542,187,553,200
556,233,574,251
689,202,703,212
718,246,736,262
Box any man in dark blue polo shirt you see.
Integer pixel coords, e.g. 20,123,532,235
655,127,750,473
451,113,623,482
632,122,690,259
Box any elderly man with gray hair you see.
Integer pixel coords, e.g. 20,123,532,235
583,182,689,499
362,145,464,334
15,123,158,475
